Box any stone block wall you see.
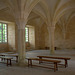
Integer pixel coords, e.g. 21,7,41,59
0,17,75,52
0,43,8,52
35,17,75,50
29,26,35,50
0,22,16,53
8,22,16,51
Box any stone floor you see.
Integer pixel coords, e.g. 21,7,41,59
0,49,75,75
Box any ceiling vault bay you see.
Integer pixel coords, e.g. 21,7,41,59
0,0,74,29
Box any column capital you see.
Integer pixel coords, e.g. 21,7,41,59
16,18,27,29
48,25,55,28
47,25,55,32
17,24,25,29
50,26,55,29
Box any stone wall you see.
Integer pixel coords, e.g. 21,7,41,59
29,26,35,50
35,25,40,49
0,17,75,52
0,43,8,52
8,22,16,51
64,17,75,49
35,17,75,50
0,22,16,53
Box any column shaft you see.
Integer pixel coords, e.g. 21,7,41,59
48,26,55,54
17,28,26,65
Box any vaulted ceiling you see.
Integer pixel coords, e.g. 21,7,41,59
0,0,75,28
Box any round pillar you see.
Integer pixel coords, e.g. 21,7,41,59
16,20,27,66
47,26,55,54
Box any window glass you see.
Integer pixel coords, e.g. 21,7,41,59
0,23,7,43
25,27,28,42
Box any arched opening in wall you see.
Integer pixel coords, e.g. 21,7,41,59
54,23,63,50
25,25,35,51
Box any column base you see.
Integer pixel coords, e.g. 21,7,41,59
17,61,28,67
50,50,55,54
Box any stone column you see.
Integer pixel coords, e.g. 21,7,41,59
17,20,27,66
62,30,66,50
38,27,41,49
47,26,55,54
